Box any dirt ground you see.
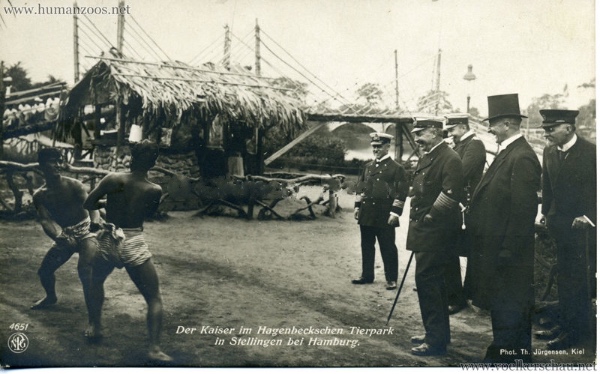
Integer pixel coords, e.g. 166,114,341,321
0,186,596,368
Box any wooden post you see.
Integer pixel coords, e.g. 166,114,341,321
434,48,441,116
255,19,261,77
0,61,4,159
264,122,327,165
394,49,399,112
223,24,231,70
73,2,80,82
117,0,125,54
94,104,102,139
116,98,125,155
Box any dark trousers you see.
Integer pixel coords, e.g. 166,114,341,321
484,308,532,363
359,225,398,282
444,256,467,307
549,219,593,339
415,251,450,347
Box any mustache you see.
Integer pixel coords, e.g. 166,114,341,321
416,140,425,145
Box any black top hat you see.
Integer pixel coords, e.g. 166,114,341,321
411,118,444,133
539,109,579,128
483,94,528,122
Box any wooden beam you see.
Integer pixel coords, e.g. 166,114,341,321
306,113,414,124
264,122,327,166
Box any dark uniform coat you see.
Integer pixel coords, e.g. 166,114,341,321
454,133,486,199
405,141,463,347
542,136,596,226
406,142,463,253
466,136,541,310
542,136,596,336
356,156,408,227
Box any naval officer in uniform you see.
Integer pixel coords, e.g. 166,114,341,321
535,109,596,349
353,132,409,290
443,113,486,315
406,118,464,356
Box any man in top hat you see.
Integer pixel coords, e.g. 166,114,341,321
534,109,596,349
406,118,463,356
465,94,541,363
443,114,487,315
353,132,408,290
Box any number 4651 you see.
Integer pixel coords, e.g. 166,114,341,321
10,323,29,331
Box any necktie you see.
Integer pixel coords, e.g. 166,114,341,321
559,150,568,162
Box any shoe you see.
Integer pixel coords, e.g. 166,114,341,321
448,304,467,315
351,277,374,285
547,332,573,350
386,281,397,290
411,335,426,344
411,334,451,345
411,342,447,356
534,326,561,341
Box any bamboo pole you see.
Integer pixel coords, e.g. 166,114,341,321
73,2,80,82
111,73,293,91
84,55,277,81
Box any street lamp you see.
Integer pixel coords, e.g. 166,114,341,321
463,65,476,113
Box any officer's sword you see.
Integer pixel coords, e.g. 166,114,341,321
386,251,415,325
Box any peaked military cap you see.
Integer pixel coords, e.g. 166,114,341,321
411,117,444,133
444,113,469,130
539,109,579,128
370,132,394,145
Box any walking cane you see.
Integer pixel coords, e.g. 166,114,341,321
386,251,415,325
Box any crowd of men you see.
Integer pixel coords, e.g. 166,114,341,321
23,92,595,365
352,93,596,362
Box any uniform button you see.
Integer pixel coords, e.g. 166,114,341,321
377,178,380,181
415,207,419,211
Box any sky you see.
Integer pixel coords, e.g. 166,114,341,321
0,0,596,116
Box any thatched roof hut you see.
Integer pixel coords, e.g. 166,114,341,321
60,49,307,177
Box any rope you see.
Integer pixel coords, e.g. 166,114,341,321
81,14,115,48
189,34,224,65
129,15,172,61
124,21,164,61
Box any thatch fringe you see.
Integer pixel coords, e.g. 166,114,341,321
63,50,306,136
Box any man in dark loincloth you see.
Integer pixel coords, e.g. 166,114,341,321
83,139,171,362
31,148,99,312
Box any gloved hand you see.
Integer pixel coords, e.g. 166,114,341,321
423,214,434,224
354,208,360,220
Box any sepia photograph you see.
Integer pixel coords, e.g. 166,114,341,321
0,0,596,369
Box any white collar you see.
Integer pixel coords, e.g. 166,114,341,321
424,140,445,155
375,154,390,163
460,130,476,142
558,134,577,152
498,133,523,152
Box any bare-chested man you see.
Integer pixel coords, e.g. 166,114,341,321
83,140,172,362
31,148,99,311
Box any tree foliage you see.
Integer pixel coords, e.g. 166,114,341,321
271,77,309,105
356,83,383,108
416,90,454,114
3,62,61,92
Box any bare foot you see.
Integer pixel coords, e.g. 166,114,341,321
30,296,57,310
148,348,173,362
84,325,103,343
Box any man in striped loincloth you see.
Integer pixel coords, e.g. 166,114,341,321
83,140,172,362
31,148,99,311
